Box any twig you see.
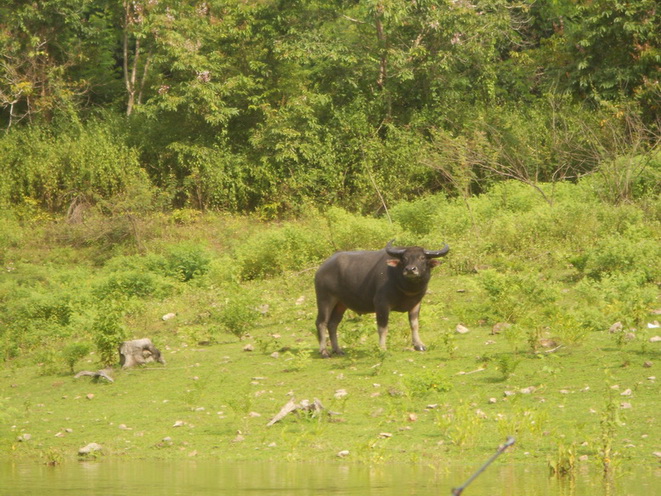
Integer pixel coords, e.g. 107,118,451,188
452,437,515,495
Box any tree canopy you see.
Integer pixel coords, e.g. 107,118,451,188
1,0,659,214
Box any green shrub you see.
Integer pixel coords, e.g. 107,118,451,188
164,243,211,282
94,271,158,299
575,273,658,328
219,293,260,340
0,118,145,213
235,222,327,280
324,207,397,251
391,195,445,236
571,235,660,282
62,342,91,373
479,270,558,323
92,304,127,366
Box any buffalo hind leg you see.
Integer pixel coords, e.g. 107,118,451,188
327,303,347,356
316,297,335,358
408,302,426,351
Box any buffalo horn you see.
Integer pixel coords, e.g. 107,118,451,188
385,240,406,258
424,244,450,258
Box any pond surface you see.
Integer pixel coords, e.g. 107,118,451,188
0,460,658,495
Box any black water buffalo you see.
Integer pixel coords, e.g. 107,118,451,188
314,240,449,357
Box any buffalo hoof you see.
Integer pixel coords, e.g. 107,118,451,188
413,344,427,352
320,349,331,359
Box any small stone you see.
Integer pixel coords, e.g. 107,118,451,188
337,450,350,458
17,434,31,442
118,424,130,430
270,352,280,359
649,336,661,343
643,361,653,368
295,296,305,305
268,442,277,447
559,389,570,394
426,404,439,409
475,409,487,419
456,324,470,334
334,389,348,399
653,452,661,458
620,389,632,396
78,443,103,456
243,344,254,352
620,402,632,409
579,455,589,462
248,412,261,418
407,413,418,422
488,398,497,404
162,313,176,321
539,338,558,348
519,386,536,394
173,420,186,427
54,432,65,438
491,323,511,335
503,390,515,397
86,394,94,400
379,432,392,438
163,437,172,442
609,322,623,333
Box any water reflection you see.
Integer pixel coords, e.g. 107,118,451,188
0,460,658,496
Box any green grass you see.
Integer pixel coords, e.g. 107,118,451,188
0,181,659,470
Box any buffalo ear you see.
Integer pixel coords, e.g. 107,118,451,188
386,259,400,267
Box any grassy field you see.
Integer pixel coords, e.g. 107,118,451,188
0,181,659,473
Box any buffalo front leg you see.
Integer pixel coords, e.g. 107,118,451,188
408,303,426,351
376,309,390,350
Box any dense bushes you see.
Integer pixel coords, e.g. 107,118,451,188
0,177,658,365
0,118,147,212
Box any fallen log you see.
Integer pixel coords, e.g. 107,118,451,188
267,398,332,426
74,369,114,382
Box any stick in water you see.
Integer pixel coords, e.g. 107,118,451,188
451,436,515,495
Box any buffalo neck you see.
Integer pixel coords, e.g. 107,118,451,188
392,271,430,297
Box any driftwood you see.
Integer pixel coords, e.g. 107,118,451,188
267,398,330,426
119,338,166,369
74,369,114,382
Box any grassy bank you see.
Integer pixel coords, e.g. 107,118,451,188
1,180,659,472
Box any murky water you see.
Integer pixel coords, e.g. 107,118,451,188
0,460,658,495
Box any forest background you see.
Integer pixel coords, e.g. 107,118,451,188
0,0,659,216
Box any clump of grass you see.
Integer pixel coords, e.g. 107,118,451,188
548,441,577,477
403,369,452,398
